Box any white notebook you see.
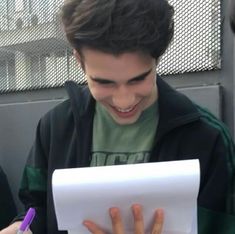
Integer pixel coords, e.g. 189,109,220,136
52,159,200,234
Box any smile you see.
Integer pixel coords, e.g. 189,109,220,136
116,106,135,113
110,102,141,118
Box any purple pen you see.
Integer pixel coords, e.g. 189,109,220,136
17,208,36,234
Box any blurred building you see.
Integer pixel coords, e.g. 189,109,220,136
0,0,84,92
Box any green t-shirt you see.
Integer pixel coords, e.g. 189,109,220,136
91,101,159,166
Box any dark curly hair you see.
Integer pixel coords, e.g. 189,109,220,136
61,0,174,59
230,0,235,33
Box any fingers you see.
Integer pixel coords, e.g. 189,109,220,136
83,208,126,234
83,207,125,234
83,206,164,234
25,230,32,234
109,207,125,234
0,221,21,234
83,220,106,234
151,209,164,234
132,204,144,234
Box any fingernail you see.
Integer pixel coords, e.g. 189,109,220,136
157,209,164,215
133,204,141,211
109,207,117,218
83,221,88,226
156,209,164,221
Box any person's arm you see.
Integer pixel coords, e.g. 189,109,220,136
3,118,49,234
197,126,235,234
0,167,17,230
83,204,164,234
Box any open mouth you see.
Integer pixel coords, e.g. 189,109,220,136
115,106,135,113
110,102,141,118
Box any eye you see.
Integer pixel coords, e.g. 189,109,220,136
95,80,114,85
89,76,115,85
129,76,146,84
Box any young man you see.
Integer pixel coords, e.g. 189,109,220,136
1,0,235,233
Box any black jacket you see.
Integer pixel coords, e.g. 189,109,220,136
17,77,235,233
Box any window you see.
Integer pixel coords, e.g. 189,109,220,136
0,59,16,91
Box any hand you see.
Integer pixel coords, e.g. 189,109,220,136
83,204,164,234
0,221,32,234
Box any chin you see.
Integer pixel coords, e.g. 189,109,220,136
112,115,140,125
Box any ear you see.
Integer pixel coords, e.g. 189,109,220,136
73,49,86,72
73,49,81,64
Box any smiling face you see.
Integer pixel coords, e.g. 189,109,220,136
74,48,158,125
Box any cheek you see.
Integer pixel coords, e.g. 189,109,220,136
139,80,156,96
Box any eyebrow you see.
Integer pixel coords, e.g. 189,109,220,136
90,68,153,84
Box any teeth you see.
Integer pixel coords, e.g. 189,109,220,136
116,107,134,113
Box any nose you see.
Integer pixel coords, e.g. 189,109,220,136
112,85,135,109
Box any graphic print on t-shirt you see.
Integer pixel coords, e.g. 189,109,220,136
90,151,150,166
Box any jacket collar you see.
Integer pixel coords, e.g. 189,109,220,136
156,76,201,140
65,81,95,118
